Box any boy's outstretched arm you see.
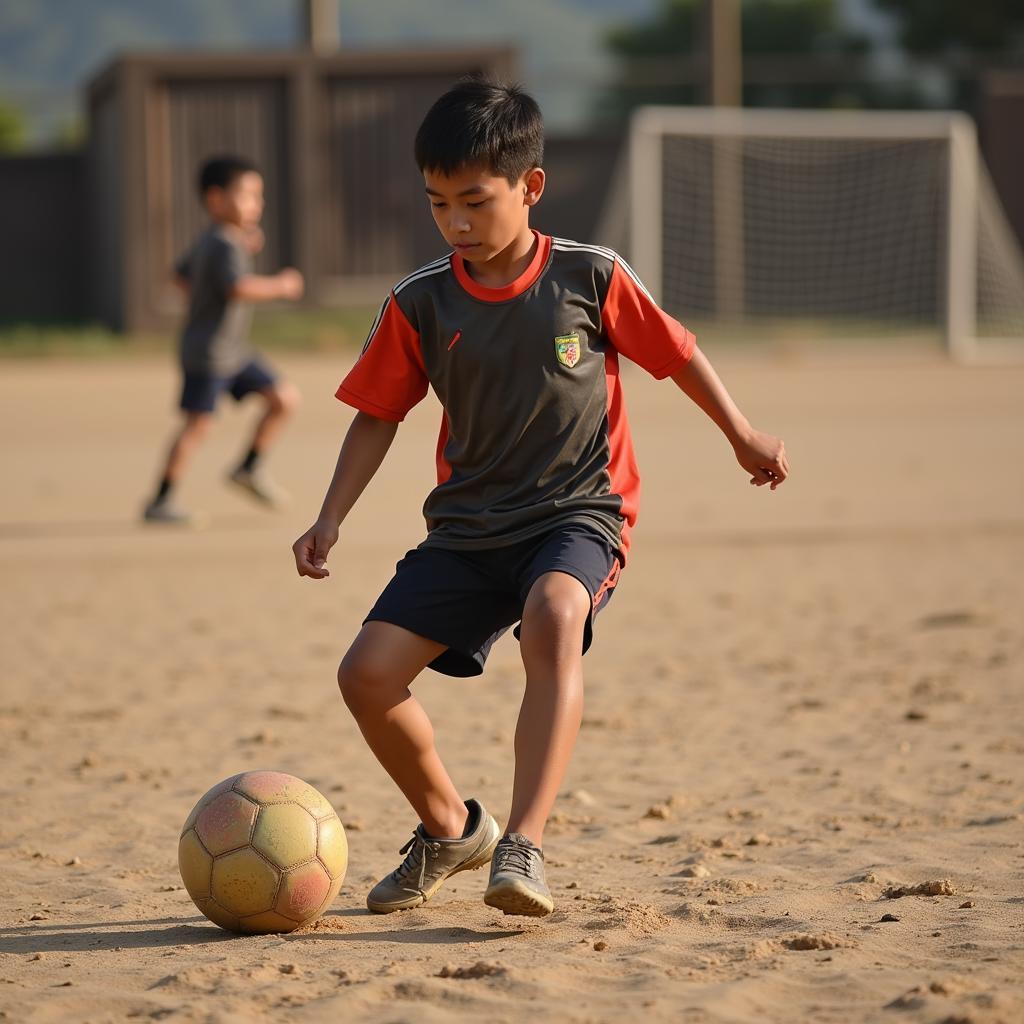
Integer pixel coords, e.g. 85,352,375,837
232,267,304,303
292,412,399,579
670,348,789,490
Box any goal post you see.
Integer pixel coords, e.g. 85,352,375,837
614,106,1024,361
945,113,978,362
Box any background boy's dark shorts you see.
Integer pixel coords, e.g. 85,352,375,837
179,358,277,413
365,521,624,677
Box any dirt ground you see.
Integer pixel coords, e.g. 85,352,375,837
1,347,1022,1024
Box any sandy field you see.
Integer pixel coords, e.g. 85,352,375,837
1,346,1022,1024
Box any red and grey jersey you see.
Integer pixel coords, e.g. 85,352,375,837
337,230,695,560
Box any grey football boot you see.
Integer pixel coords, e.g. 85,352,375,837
366,799,500,914
227,466,290,508
483,832,554,917
142,497,196,526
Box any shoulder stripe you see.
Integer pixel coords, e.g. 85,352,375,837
552,238,617,262
394,260,451,295
612,256,655,304
554,239,655,304
393,254,452,295
395,253,449,285
360,295,391,356
360,255,453,357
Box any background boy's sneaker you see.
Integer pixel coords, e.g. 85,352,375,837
367,798,500,914
227,466,289,508
142,498,195,526
484,833,554,917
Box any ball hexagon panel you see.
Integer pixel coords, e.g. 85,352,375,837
276,860,332,922
239,910,300,934
233,771,334,819
316,814,348,880
211,847,280,917
250,802,318,870
197,897,240,933
195,791,259,857
181,773,241,834
177,829,213,899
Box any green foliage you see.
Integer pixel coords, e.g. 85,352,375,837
0,99,27,153
606,0,846,58
599,0,877,120
54,115,85,151
250,306,378,352
873,0,1024,53
0,307,378,359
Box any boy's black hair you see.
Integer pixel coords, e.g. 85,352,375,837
414,77,543,184
197,155,260,196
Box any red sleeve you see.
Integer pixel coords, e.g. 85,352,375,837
601,259,696,379
336,294,428,422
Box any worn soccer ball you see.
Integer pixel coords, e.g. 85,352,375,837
178,770,347,933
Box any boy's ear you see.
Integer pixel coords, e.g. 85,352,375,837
523,167,545,207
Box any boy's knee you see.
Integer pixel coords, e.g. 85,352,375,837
523,576,590,643
182,413,213,438
337,648,393,714
269,382,301,415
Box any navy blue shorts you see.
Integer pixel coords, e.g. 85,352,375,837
179,359,277,413
365,522,624,678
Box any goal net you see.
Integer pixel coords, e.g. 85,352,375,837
596,107,1024,361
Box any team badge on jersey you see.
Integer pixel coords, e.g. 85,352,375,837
554,334,581,368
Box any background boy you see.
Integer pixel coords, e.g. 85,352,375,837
292,79,789,917
143,155,304,525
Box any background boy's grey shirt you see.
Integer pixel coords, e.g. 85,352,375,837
175,225,254,376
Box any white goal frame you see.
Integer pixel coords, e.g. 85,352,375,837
628,106,984,361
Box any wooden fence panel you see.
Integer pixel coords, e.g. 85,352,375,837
163,78,290,273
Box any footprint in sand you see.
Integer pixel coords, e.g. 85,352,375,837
918,610,989,630
437,961,506,979
782,932,850,951
611,901,673,936
882,879,957,899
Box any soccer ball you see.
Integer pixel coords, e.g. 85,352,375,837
178,770,347,933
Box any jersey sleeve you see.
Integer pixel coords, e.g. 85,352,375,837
211,236,247,296
335,294,428,422
197,233,247,294
601,258,696,378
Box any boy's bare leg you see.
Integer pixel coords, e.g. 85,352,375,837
160,411,214,486
339,620,469,839
246,381,300,457
507,571,590,847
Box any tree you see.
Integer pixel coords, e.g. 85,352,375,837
0,100,27,153
871,1,1024,110
598,0,882,123
873,0,1024,53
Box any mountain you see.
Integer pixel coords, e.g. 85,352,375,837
0,0,659,145
0,1,895,146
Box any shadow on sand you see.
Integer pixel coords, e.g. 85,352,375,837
0,911,523,954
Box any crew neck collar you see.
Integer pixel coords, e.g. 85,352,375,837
452,230,551,302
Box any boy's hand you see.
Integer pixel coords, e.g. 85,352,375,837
733,428,789,491
277,268,304,300
292,519,338,579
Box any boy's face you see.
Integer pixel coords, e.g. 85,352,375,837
423,163,544,262
204,171,264,229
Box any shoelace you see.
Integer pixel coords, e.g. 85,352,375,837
391,832,441,893
493,839,540,880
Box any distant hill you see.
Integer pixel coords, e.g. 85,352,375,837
0,0,659,145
